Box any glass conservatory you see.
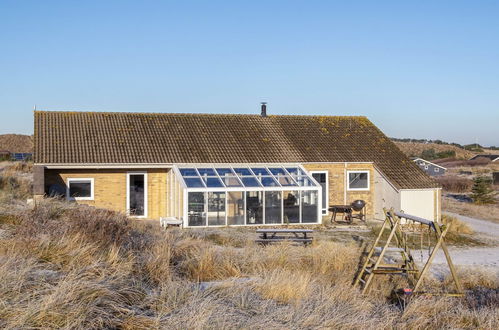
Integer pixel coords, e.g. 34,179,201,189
170,165,322,227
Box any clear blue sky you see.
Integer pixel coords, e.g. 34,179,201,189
1,1,498,146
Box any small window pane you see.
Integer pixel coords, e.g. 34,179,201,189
301,190,318,223
265,191,282,224
240,177,261,187
188,192,205,226
208,192,226,226
269,167,286,175
295,176,315,186
184,177,205,188
234,168,252,176
227,191,244,225
204,177,224,188
260,176,279,187
283,191,300,223
348,172,369,189
216,168,235,176
286,167,303,176
198,168,216,176
221,176,242,187
246,191,263,224
180,168,198,176
251,168,270,175
274,175,297,186
69,181,92,198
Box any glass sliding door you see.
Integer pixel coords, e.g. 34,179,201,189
246,191,263,225
265,191,282,224
188,192,205,226
283,191,300,223
208,192,226,226
128,173,146,217
227,191,245,225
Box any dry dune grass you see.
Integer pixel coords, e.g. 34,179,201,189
443,196,499,224
0,171,498,328
393,141,475,159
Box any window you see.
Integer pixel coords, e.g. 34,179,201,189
424,165,429,170
311,171,328,215
301,190,318,223
67,178,94,200
188,192,205,226
265,191,282,224
246,191,263,225
283,191,300,223
434,168,439,172
127,173,147,217
207,192,226,226
227,191,244,225
347,171,369,191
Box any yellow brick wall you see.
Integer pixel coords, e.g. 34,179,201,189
303,163,375,219
45,168,169,219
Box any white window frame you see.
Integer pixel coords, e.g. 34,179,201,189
434,167,439,172
347,170,370,191
126,172,148,218
310,170,328,215
66,178,94,201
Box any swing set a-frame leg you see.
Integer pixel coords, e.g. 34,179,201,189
413,223,463,295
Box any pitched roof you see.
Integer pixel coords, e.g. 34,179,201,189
34,111,439,189
470,154,499,161
412,158,447,170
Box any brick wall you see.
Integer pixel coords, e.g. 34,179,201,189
45,168,169,219
303,163,375,219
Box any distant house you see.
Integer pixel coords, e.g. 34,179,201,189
469,154,499,162
412,158,446,176
0,150,11,159
33,108,442,225
11,153,33,161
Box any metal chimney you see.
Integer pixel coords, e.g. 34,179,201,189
260,102,267,117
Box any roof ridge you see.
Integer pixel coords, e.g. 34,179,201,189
34,110,367,119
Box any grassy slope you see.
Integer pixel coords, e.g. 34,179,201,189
393,141,475,159
0,134,33,153
0,162,498,329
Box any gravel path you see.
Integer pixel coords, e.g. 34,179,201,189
426,212,499,275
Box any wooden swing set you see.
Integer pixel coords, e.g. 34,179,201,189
354,208,463,297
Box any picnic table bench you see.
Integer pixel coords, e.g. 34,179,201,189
255,229,313,245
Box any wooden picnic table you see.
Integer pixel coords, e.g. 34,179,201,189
255,228,313,245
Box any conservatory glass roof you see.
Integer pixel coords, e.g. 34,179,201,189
175,165,319,190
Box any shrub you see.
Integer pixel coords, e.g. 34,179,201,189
435,176,473,193
441,214,473,235
471,176,496,205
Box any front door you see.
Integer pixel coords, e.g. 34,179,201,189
128,173,147,217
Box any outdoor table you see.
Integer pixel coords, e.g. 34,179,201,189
255,228,313,245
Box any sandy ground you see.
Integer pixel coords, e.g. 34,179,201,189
426,212,499,276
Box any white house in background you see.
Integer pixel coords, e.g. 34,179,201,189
412,158,447,177
469,154,499,162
